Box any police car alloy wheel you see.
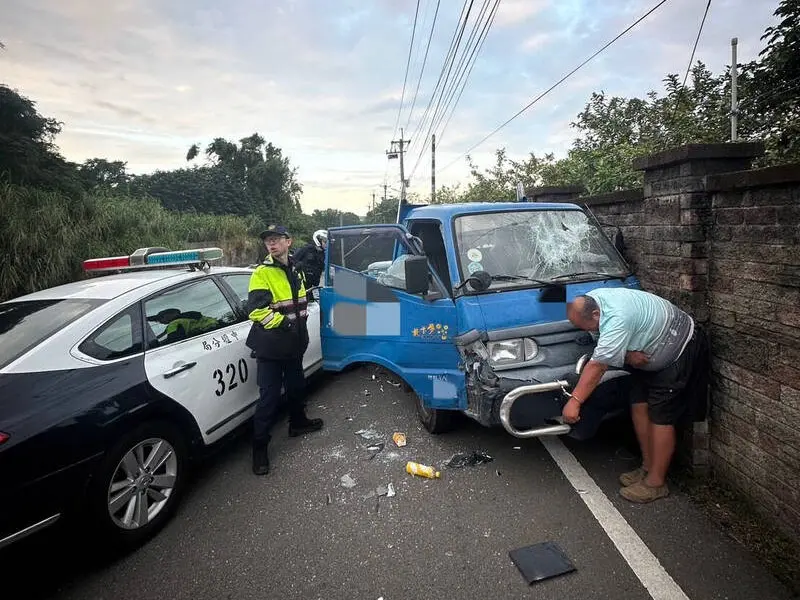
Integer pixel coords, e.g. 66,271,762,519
89,420,188,547
107,436,179,530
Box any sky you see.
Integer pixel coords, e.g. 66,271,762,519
1,0,781,215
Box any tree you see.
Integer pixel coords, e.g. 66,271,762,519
750,0,800,163
310,208,361,229
0,84,83,194
78,158,129,189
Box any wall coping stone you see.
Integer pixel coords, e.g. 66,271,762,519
526,185,587,198
705,162,800,192
632,142,765,171
578,189,644,206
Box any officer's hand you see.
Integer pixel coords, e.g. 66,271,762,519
562,397,582,424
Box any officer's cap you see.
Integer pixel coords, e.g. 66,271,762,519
259,224,290,240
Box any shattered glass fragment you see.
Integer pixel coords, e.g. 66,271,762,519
445,451,494,469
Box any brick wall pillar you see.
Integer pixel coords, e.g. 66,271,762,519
631,143,764,474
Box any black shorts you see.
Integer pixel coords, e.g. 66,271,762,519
628,325,710,426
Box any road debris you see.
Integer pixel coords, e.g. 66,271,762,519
366,442,385,460
445,450,494,469
326,494,332,505
362,389,371,396
406,461,441,479
386,380,402,388
513,446,521,450
355,428,381,441
340,474,356,488
509,541,576,584
392,432,407,447
387,483,396,497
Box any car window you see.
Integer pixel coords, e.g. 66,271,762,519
79,305,143,361
219,274,251,307
0,299,105,369
144,279,237,349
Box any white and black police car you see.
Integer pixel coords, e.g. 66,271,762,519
0,247,322,552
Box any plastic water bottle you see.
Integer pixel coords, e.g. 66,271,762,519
406,461,441,479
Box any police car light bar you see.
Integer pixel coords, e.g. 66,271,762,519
83,247,224,272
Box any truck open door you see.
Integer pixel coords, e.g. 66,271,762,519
319,224,465,425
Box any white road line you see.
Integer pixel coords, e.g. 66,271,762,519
540,436,690,600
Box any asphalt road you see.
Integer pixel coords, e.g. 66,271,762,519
4,366,795,600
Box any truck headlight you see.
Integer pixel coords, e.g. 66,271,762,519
487,338,539,366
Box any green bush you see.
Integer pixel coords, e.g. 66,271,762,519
0,182,261,302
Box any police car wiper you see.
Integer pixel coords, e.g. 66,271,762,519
492,274,552,285
548,271,626,282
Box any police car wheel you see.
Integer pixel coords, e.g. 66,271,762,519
414,392,456,434
87,420,188,550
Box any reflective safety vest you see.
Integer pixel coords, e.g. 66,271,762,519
165,314,219,340
247,255,308,329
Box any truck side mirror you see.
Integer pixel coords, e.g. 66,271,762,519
467,270,492,292
404,255,429,295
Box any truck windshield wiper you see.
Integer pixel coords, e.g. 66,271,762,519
492,274,552,285
548,271,626,282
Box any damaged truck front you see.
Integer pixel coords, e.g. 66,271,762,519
318,201,641,440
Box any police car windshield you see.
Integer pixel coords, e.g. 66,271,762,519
453,209,628,290
0,299,105,369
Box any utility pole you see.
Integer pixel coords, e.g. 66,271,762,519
371,191,376,212
386,127,410,202
431,133,436,203
383,182,388,203
731,37,739,142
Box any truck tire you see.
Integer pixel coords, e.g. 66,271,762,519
414,392,456,434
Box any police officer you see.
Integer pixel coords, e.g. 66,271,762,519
292,229,327,287
246,224,323,476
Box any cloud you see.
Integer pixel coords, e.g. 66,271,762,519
0,0,781,214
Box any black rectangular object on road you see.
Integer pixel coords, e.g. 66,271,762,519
509,541,576,584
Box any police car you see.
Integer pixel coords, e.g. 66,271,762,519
0,247,322,551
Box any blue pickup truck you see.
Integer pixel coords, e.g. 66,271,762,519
317,198,641,440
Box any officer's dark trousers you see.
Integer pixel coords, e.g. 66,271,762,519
253,357,305,446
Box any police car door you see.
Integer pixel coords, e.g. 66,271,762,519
143,277,254,444
320,224,462,410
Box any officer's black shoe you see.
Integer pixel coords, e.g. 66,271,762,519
288,416,324,437
252,445,270,475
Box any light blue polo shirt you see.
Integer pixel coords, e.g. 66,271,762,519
586,288,694,371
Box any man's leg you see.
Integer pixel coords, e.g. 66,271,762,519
284,357,323,436
620,374,650,486
645,424,675,487
252,359,283,475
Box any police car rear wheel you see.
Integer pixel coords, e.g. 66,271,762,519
88,421,188,549
415,392,456,434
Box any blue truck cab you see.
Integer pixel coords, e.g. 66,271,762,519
318,199,642,439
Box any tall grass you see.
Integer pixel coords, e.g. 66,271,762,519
0,183,261,302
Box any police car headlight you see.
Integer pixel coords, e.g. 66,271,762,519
487,338,539,366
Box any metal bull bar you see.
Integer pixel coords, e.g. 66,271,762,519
498,354,590,438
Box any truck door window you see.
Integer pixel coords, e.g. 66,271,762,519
408,221,452,295
328,229,435,294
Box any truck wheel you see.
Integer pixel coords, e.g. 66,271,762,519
86,420,189,551
415,392,456,434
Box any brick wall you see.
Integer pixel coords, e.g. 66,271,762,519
704,165,800,537
529,144,800,541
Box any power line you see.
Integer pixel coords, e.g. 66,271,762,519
440,0,672,173
407,0,485,176
427,0,494,140
407,0,472,150
404,0,442,134
391,0,422,142
669,0,712,122
410,0,499,179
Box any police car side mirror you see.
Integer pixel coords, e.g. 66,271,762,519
404,255,429,295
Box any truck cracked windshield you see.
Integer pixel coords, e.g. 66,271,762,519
321,201,639,443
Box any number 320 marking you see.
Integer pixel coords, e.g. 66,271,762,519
213,359,249,397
